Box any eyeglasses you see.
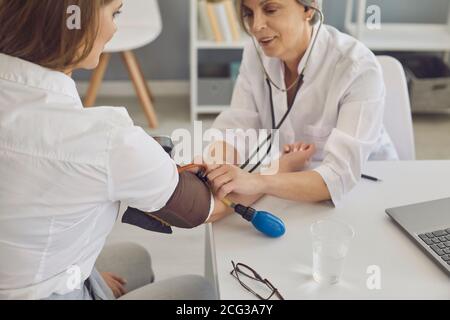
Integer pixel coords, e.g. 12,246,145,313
230,261,285,300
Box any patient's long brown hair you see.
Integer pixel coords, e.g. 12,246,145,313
0,0,114,71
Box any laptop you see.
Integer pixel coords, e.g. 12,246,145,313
386,197,450,275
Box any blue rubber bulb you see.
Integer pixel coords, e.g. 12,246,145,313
251,211,286,238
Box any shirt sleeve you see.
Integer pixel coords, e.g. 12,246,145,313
107,125,179,212
314,60,386,207
207,193,215,221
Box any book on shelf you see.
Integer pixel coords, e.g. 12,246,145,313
214,0,233,42
198,0,242,43
205,1,223,42
224,0,241,41
198,0,214,41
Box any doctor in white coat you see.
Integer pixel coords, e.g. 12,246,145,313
206,0,398,207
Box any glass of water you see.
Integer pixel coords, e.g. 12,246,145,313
310,220,355,285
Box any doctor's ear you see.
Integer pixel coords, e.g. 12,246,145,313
303,6,314,21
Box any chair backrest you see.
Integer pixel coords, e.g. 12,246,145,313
105,0,162,51
377,56,416,160
116,0,162,31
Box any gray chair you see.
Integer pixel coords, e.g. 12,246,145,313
377,56,416,160
95,242,155,293
96,242,217,300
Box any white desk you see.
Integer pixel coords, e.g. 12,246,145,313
205,161,450,300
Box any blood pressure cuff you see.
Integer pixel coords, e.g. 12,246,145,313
121,171,212,234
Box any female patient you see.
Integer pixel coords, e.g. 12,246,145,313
0,0,226,300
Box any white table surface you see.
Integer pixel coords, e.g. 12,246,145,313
206,161,450,300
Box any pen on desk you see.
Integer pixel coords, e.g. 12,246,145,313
361,174,382,182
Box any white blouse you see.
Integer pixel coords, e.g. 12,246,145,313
0,53,179,299
213,25,399,205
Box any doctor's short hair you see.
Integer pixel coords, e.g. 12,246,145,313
0,0,114,71
237,0,322,33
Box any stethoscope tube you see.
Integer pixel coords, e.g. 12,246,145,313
241,76,304,173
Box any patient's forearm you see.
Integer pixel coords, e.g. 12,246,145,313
206,198,232,223
206,193,263,223
228,193,263,207
207,141,240,164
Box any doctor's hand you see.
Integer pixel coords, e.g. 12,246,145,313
278,142,316,172
206,165,264,200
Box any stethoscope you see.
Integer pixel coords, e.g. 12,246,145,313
240,5,324,173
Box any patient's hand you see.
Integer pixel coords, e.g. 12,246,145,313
100,272,127,298
278,142,315,173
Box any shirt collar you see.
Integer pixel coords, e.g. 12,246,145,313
0,53,82,107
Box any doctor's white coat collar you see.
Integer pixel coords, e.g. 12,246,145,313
0,53,82,108
256,24,328,86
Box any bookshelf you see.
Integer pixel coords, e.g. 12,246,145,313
190,0,250,121
191,0,450,121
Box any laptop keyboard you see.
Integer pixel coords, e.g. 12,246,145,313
418,228,450,266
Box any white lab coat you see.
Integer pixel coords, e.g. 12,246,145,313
213,25,399,205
